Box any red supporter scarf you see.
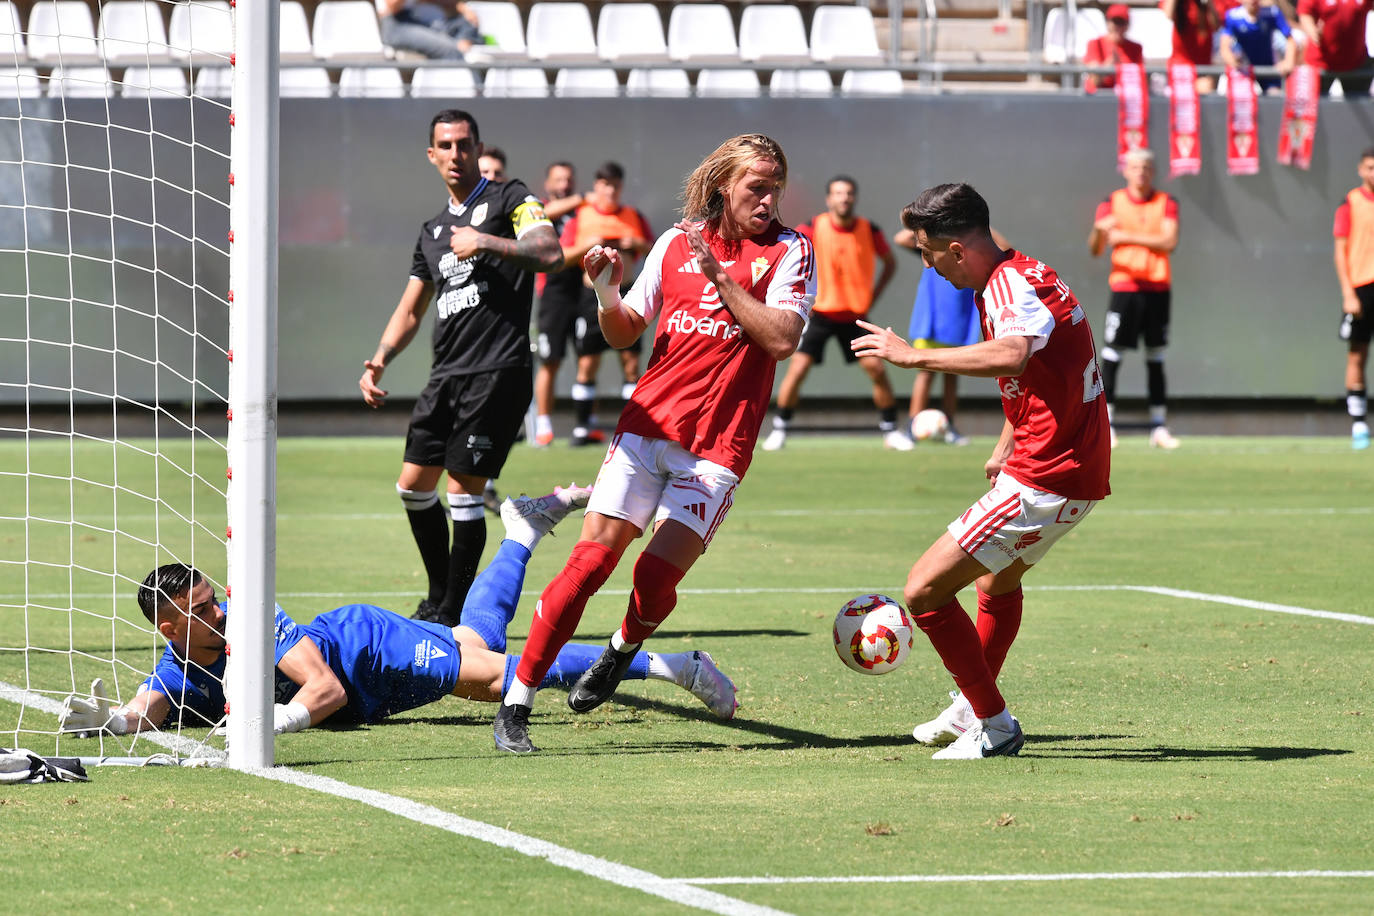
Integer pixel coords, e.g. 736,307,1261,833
1226,67,1259,176
1168,63,1201,178
1115,63,1149,172
1277,64,1320,170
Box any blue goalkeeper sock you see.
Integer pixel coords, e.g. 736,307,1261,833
503,643,650,693
458,539,530,653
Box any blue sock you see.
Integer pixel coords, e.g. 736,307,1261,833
458,540,530,653
502,644,651,694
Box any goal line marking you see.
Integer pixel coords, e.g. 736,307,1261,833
676,870,1374,885
250,766,790,916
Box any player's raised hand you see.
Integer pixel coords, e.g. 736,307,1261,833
676,219,725,283
59,678,112,737
448,225,483,259
583,245,624,291
359,359,388,408
851,319,918,368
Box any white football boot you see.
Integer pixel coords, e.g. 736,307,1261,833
1149,426,1180,449
911,690,977,746
883,428,915,451
685,651,737,719
761,427,788,451
931,715,1025,759
499,483,592,550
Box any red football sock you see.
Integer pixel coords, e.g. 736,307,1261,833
913,598,1005,718
976,586,1023,679
514,541,618,689
618,551,687,645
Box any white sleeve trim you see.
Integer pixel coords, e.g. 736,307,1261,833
621,228,680,322
763,231,816,320
986,267,1053,354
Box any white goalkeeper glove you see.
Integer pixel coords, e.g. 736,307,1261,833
59,678,129,737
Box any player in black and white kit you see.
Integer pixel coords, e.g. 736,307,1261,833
360,109,563,629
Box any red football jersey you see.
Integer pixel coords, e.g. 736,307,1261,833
617,221,815,478
977,251,1111,500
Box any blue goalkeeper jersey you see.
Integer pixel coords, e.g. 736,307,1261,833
139,603,462,727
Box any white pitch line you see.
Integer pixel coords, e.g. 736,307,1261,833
1033,585,1374,626
251,766,790,916
678,870,1374,885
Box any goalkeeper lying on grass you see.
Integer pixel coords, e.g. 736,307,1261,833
60,484,736,738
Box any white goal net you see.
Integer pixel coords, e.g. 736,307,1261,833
0,1,276,768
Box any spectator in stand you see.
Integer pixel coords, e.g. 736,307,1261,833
1082,5,1145,94
1298,0,1373,96
763,176,905,452
554,162,654,446
1163,0,1223,92
1332,146,1374,450
479,146,507,182
1220,0,1298,92
376,0,485,61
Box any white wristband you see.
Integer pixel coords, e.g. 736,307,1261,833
272,701,312,735
106,710,132,736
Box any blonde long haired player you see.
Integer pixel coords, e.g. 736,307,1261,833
494,135,817,753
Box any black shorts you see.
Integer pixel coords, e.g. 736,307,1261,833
403,366,532,477
1342,284,1374,347
537,288,608,363
1104,290,1170,350
797,312,864,365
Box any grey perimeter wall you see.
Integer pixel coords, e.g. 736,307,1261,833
6,93,1373,406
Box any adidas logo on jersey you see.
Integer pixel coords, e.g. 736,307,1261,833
414,639,449,668
676,258,735,274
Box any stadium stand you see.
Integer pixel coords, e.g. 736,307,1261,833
120,63,185,96
695,67,761,96
46,63,109,95
809,5,882,62
481,65,549,96
96,1,170,63
279,65,334,97
410,64,480,96
667,4,740,63
554,65,619,95
1,65,40,95
526,2,597,59
769,68,835,96
465,0,527,57
280,1,315,62
167,0,232,62
596,2,668,62
1125,7,1174,61
27,1,99,63
338,65,406,96
739,5,810,63
625,65,691,96
312,0,388,61
840,67,905,94
1042,7,1106,63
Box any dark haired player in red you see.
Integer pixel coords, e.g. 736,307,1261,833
852,182,1111,759
494,134,816,753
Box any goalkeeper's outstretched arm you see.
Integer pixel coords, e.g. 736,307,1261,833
59,679,169,737
272,638,349,734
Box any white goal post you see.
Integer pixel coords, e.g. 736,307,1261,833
0,1,278,771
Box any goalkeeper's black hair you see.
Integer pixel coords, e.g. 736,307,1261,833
900,183,990,240
429,109,480,146
137,564,202,623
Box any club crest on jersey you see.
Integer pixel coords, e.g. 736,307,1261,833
750,257,769,285
469,202,488,227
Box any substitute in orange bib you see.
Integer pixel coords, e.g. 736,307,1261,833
1088,148,1181,449
1332,146,1374,450
763,175,904,451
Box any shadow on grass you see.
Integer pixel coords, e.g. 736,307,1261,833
570,628,811,641
1026,735,1351,762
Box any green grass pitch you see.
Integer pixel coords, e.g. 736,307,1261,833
2,432,1371,913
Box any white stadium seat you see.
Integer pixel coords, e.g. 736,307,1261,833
0,2,24,64
769,69,832,96
625,67,690,97
695,68,760,97
466,1,526,56
120,65,187,97
47,65,111,96
168,1,233,61
482,66,549,97
338,66,405,97
597,4,667,62
809,6,881,62
840,69,904,95
1042,8,1106,64
1,67,41,97
98,1,171,63
554,67,619,96
667,4,739,62
410,66,479,97
526,3,598,59
280,1,314,61
1126,9,1176,61
280,66,333,97
313,1,388,60
739,5,809,62
192,65,230,97
27,1,100,63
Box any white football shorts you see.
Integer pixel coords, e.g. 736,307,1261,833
947,471,1099,574
586,432,739,548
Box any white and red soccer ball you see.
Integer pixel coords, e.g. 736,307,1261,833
911,408,950,442
833,594,914,675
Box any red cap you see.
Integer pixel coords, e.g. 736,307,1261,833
1106,4,1131,21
